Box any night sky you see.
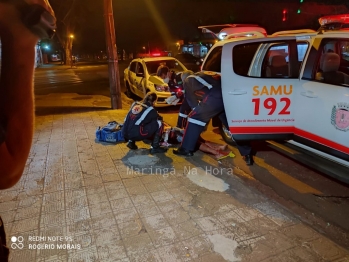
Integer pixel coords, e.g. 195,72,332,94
66,0,349,55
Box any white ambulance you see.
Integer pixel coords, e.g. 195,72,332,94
201,15,349,183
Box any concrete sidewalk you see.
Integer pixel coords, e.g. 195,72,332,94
35,63,73,71
1,93,348,262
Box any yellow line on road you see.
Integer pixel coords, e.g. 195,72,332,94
255,157,322,195
266,140,299,155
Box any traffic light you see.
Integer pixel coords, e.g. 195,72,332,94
282,9,288,22
298,0,303,14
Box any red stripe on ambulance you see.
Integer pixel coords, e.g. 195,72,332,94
230,126,294,134
229,126,349,155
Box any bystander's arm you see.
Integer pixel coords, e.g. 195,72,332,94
0,3,39,189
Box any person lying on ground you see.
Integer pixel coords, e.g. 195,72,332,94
197,137,229,159
163,127,229,159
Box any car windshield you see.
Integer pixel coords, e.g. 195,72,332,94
145,60,185,75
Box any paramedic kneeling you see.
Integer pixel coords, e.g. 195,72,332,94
122,93,167,154
173,71,254,165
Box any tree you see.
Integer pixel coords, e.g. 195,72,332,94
49,0,96,64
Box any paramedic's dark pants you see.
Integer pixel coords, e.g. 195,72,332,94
124,121,163,142
181,104,253,157
181,95,224,152
235,140,252,156
177,98,191,128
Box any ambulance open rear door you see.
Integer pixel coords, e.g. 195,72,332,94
220,36,301,141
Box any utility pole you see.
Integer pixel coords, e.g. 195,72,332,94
103,0,122,109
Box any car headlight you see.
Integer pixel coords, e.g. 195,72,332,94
155,85,169,92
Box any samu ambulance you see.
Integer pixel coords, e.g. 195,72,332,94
200,15,349,183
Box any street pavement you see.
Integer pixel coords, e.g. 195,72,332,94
0,68,349,261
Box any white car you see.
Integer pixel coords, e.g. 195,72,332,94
201,15,349,183
124,56,188,107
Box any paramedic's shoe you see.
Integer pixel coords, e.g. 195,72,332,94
150,146,167,154
243,154,253,166
150,133,167,154
173,147,193,157
127,140,138,150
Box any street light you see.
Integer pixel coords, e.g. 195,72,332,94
70,34,74,53
69,34,74,66
70,35,74,50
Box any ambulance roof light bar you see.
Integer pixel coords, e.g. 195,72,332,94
318,14,349,32
224,31,266,40
318,14,349,26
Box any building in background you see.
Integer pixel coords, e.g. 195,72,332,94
35,43,43,68
179,34,216,58
180,43,210,58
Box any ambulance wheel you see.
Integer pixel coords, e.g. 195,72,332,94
219,123,236,146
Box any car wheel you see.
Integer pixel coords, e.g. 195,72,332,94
219,123,236,146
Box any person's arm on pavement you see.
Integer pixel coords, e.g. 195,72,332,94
0,2,40,189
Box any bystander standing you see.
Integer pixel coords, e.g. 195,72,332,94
0,1,56,260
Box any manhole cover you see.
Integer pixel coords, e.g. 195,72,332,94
127,155,159,166
72,96,93,100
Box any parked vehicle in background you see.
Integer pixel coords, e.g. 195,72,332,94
174,53,202,72
124,56,188,107
50,54,61,61
200,16,349,183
